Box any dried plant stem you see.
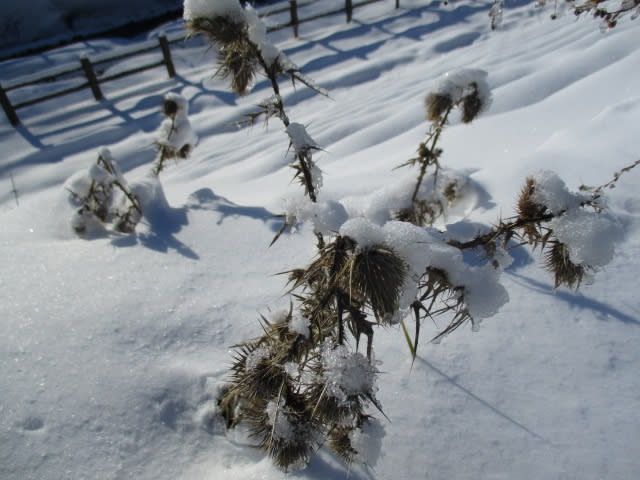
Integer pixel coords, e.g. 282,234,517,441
410,105,453,204
255,53,319,204
447,212,555,251
9,172,19,206
587,158,640,195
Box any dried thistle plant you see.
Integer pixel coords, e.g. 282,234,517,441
397,72,491,227
216,232,402,471
67,149,142,235
185,4,328,249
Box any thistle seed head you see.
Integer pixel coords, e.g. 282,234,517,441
339,245,407,323
426,93,453,122
328,426,358,464
545,241,585,289
162,98,178,117
461,87,483,123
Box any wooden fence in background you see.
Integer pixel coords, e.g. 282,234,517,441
0,0,404,126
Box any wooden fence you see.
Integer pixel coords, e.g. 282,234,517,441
0,0,402,126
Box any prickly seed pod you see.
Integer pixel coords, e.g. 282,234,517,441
305,358,367,426
517,177,548,241
517,178,545,219
162,98,178,117
228,342,289,402
461,86,483,123
328,426,358,464
425,92,453,122
186,15,259,96
545,241,585,289
417,142,429,158
339,245,407,323
244,392,318,471
220,43,259,95
186,16,246,47
178,144,191,159
217,384,242,429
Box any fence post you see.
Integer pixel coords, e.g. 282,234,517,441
81,57,103,101
289,0,299,38
346,0,353,23
0,84,19,126
159,36,176,78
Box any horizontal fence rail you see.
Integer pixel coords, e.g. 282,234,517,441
0,0,402,126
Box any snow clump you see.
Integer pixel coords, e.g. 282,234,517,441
339,218,509,323
321,343,378,405
265,398,296,441
432,68,492,111
157,93,198,156
533,170,623,269
289,313,310,338
183,0,245,23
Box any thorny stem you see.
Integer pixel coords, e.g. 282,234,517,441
446,212,555,251
588,158,640,195
410,104,453,204
337,297,344,345
254,48,319,205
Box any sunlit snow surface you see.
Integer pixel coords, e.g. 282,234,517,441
1,1,640,479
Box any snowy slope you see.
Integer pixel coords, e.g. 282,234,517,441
1,1,640,479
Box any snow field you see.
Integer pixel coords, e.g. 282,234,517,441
1,0,640,479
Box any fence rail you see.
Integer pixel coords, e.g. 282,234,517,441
0,0,400,127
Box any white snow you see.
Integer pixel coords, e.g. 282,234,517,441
244,5,282,67
432,68,492,110
286,122,319,153
551,208,622,267
531,169,587,214
321,343,378,405
2,0,640,479
183,0,244,23
288,312,310,338
265,398,295,442
157,93,198,153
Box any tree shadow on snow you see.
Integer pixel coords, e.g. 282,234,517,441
507,272,640,326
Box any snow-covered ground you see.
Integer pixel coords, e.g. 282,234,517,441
1,1,639,479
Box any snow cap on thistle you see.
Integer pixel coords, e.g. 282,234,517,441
426,69,491,123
